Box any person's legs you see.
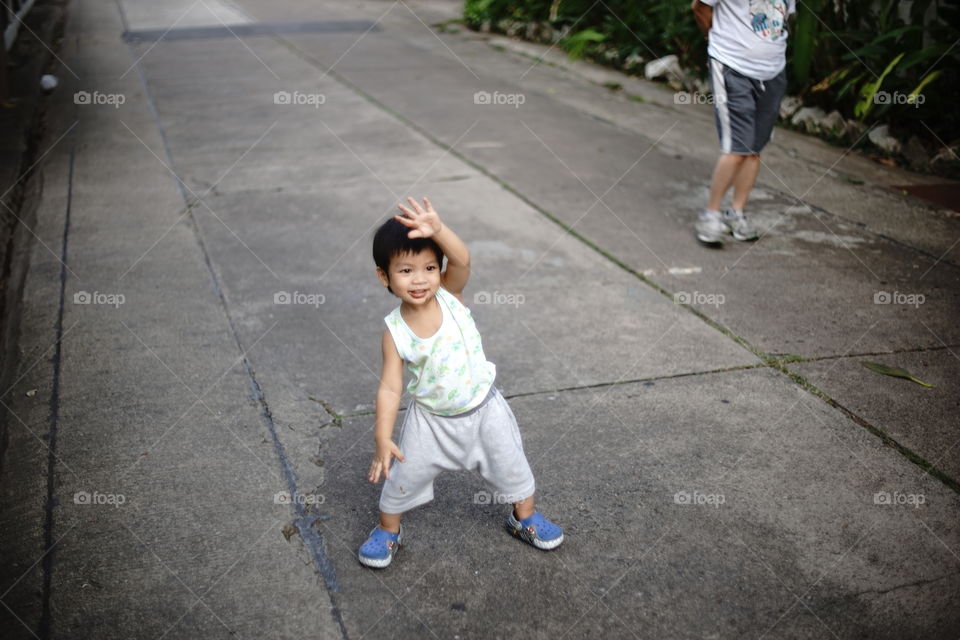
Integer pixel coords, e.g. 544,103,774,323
708,153,748,211
700,59,759,244
723,153,761,241
378,511,402,533
361,403,450,568
731,154,760,210
472,390,536,507
751,68,787,156
513,495,534,520
471,389,562,550
723,67,786,240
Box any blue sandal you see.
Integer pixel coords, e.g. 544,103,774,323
507,512,563,550
358,525,403,568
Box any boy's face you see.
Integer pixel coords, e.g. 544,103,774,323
377,249,441,306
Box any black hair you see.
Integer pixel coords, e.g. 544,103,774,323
372,218,444,294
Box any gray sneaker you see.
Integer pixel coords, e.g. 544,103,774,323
695,209,726,245
722,209,759,241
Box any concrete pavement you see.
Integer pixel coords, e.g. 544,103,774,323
1,0,958,638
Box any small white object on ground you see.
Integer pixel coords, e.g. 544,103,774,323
40,74,58,92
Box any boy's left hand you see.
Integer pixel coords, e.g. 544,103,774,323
395,197,443,239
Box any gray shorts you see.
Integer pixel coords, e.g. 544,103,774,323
379,388,536,514
709,58,787,155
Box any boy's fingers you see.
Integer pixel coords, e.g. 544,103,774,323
406,197,424,214
394,214,416,227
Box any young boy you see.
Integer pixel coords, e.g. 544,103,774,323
358,197,563,569
692,0,794,246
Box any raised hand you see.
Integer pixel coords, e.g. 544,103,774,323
395,197,443,239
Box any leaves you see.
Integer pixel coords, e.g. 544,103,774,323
560,28,606,60
909,69,941,102
854,52,904,119
860,361,935,388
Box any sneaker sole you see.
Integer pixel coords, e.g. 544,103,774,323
732,231,758,242
696,231,725,246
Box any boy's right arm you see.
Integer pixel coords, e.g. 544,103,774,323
369,329,406,483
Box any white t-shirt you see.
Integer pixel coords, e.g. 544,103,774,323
702,0,795,81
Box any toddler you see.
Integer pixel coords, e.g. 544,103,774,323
358,197,563,568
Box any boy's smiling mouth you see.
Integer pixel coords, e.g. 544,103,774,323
409,289,430,299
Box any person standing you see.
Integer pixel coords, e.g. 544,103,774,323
692,0,795,245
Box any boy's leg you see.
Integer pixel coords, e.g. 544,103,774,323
708,153,747,211
469,390,563,549
360,403,459,568
379,511,402,533
470,390,536,505
700,58,759,244
732,67,785,212
731,154,760,210
750,67,787,157
378,402,458,515
724,67,786,237
513,495,535,520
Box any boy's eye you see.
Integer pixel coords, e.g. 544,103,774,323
427,265,437,271
400,268,411,274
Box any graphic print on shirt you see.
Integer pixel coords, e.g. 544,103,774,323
384,287,496,415
750,0,788,41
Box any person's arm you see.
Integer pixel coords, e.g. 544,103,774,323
368,329,405,483
394,197,471,298
691,0,713,38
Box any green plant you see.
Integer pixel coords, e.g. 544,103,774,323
560,27,606,59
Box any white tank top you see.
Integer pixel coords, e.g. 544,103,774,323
384,288,496,416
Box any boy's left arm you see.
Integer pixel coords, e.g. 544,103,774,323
434,224,470,298
395,197,471,298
